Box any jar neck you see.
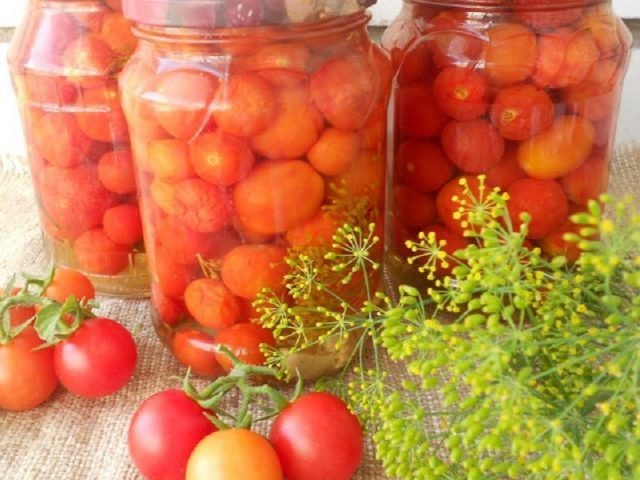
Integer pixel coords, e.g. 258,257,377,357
401,0,610,10
132,11,371,46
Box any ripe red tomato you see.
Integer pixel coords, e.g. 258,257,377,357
186,429,283,480
0,328,58,411
129,389,216,480
44,268,95,304
214,323,276,372
270,392,364,480
172,330,223,377
54,317,137,398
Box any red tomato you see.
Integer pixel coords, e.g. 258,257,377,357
507,178,569,240
396,83,448,138
396,140,455,193
187,429,283,480
441,119,505,173
490,83,555,141
54,317,137,398
103,204,144,245
73,229,131,275
172,330,223,377
214,323,276,372
433,67,488,121
270,392,364,480
33,112,93,168
75,82,130,143
44,268,95,303
0,328,58,411
129,389,216,480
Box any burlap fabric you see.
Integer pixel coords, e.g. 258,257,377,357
1,145,638,479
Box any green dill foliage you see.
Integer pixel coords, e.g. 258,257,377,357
379,181,640,480
257,176,640,480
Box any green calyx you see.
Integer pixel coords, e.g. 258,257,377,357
183,346,303,431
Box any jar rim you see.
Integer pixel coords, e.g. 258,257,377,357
131,11,371,44
404,0,607,10
123,0,376,29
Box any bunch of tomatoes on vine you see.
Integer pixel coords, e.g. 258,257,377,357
1,265,365,480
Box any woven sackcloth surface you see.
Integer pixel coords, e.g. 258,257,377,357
0,144,639,480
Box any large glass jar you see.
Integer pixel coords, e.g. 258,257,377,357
382,0,632,287
120,1,390,378
8,0,150,297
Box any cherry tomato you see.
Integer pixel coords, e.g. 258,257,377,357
148,138,195,182
507,178,569,240
184,279,243,330
75,82,130,143
73,229,131,275
484,23,537,87
152,69,219,140
285,211,338,248
213,73,277,137
307,128,360,177
233,160,324,235
187,429,283,480
396,140,455,193
396,83,448,138
171,179,233,234
433,67,488,121
490,83,555,141
33,112,93,168
214,323,276,372
172,330,223,377
44,268,95,304
221,244,288,300
310,55,378,130
103,204,144,245
129,389,216,480
190,130,255,186
63,34,116,88
101,12,137,57
0,328,58,411
270,392,364,480
98,150,137,195
441,119,505,174
436,176,482,236
54,317,137,398
394,185,438,229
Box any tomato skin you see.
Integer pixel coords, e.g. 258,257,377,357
0,328,58,411
187,429,283,480
270,392,364,480
54,318,137,398
44,268,96,304
214,323,276,372
129,389,216,480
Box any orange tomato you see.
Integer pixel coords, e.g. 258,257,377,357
148,139,195,182
44,268,95,304
75,82,130,143
152,70,219,140
33,113,93,168
234,160,324,235
98,150,137,194
171,179,233,234
190,131,255,186
186,429,283,480
221,244,288,300
484,23,537,87
213,73,277,137
561,155,609,206
103,204,143,245
184,279,243,330
73,229,131,275
518,115,595,180
307,128,360,176
285,211,339,248
101,12,137,57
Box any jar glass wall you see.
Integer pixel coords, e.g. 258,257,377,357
8,0,150,297
382,0,632,288
120,11,390,378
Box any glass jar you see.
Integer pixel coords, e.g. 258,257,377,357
382,0,632,287
8,0,150,297
120,1,390,378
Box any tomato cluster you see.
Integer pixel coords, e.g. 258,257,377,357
120,20,390,376
0,268,137,412
129,390,364,480
8,0,146,292
383,3,630,272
